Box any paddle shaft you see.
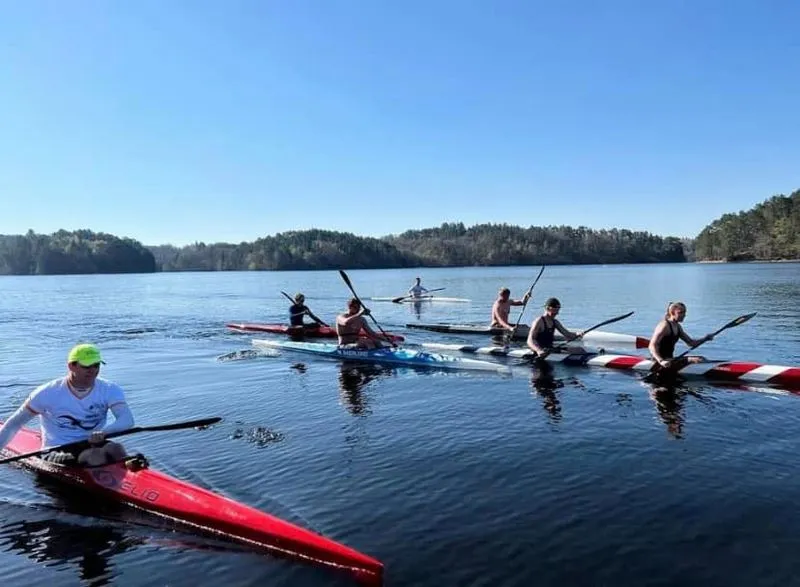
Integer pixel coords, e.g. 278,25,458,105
280,291,329,327
0,417,222,465
338,270,398,347
507,265,546,343
549,311,635,353
673,312,757,360
392,287,446,304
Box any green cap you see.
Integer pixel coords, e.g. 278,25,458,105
67,343,105,366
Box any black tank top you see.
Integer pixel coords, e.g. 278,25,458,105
656,321,680,359
535,318,556,349
289,303,305,326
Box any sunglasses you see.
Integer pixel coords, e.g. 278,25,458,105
79,363,101,369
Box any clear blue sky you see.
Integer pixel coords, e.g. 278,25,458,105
1,1,798,246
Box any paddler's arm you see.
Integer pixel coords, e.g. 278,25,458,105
678,324,713,348
648,321,671,367
554,319,579,342
509,293,531,307
0,405,36,451
102,402,134,435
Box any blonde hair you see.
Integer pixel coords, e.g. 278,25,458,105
665,301,686,320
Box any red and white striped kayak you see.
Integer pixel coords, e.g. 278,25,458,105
226,322,405,343
421,343,800,390
1,424,384,583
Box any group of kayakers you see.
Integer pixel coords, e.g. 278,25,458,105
291,278,714,370
490,287,713,368
0,278,717,477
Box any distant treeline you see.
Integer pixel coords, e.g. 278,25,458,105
0,229,156,275
2,189,796,275
694,189,799,261
149,224,685,272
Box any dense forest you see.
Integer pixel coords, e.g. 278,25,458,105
149,224,685,272
2,189,796,275
0,230,156,275
149,229,420,271
694,190,799,261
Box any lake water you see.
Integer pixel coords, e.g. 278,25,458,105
0,263,798,586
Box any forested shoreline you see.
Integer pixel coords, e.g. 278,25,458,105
1,190,796,275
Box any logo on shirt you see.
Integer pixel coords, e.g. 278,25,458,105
56,403,106,430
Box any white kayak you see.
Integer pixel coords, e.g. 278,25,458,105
252,339,509,372
407,322,649,348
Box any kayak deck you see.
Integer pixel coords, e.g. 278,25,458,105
2,424,383,582
407,323,649,348
252,339,510,373
227,322,404,342
421,343,800,390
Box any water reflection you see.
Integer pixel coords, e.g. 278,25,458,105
647,385,689,440
530,363,563,423
0,514,136,586
337,363,392,416
528,363,587,424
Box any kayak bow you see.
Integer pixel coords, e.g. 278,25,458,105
252,339,509,373
1,424,383,582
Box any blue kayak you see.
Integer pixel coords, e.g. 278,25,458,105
251,339,509,373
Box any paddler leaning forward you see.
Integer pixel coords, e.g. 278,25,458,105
648,301,714,370
336,298,387,350
0,343,137,468
526,297,583,358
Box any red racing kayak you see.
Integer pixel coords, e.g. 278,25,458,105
226,323,405,343
1,424,384,583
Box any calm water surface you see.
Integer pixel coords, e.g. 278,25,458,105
0,263,799,586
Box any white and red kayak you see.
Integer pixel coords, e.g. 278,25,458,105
408,322,649,348
1,424,383,583
421,343,800,390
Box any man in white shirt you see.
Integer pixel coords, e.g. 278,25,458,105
0,343,135,467
408,277,429,299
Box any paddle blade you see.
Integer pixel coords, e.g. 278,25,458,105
717,312,757,334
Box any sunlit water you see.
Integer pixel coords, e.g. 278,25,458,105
0,263,798,586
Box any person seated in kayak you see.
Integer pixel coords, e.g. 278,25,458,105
649,301,714,369
526,298,582,357
407,277,429,299
0,343,135,468
336,298,386,349
490,287,531,331
289,293,322,330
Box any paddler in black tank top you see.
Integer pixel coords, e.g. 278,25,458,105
526,298,582,358
648,301,714,369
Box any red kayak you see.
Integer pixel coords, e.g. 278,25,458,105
226,323,405,343
1,424,384,583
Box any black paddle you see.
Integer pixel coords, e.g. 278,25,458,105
0,417,222,465
646,312,758,381
505,265,546,344
338,270,398,347
538,311,635,357
392,287,446,304
280,290,329,327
